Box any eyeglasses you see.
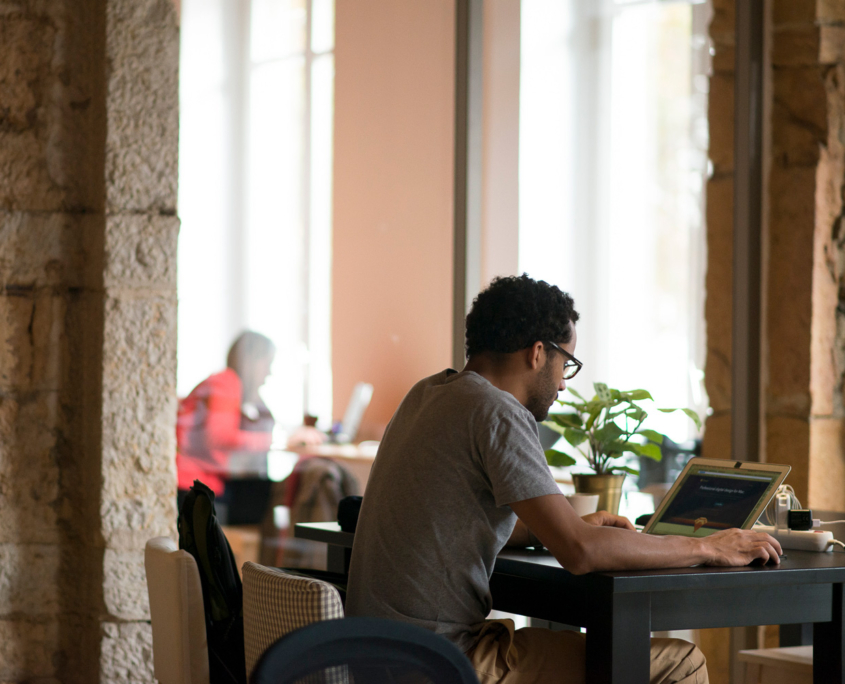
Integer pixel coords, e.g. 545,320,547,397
544,341,583,380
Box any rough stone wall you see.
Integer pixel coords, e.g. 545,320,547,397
767,0,845,509
0,0,179,681
703,0,845,506
701,0,735,463
808,1,845,510
700,0,845,675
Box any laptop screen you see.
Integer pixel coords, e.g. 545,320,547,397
647,462,785,536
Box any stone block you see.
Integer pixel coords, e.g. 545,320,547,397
0,392,63,544
811,150,841,417
0,211,86,287
0,290,69,393
0,130,67,211
766,416,811,501
0,618,60,681
104,0,179,213
100,621,155,684
809,417,845,510
104,214,179,290
772,26,820,67
103,549,149,621
708,72,734,174
0,543,61,615
100,293,177,547
767,166,816,404
704,177,733,412
774,66,828,134
101,481,177,551
0,15,65,211
772,68,827,168
772,0,817,26
819,0,845,25
702,412,731,460
709,1,735,48
821,26,845,65
0,293,34,390
712,47,735,74
0,6,106,213
816,144,845,236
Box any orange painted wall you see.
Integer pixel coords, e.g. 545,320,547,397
332,0,455,437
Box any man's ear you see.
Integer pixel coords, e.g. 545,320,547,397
527,341,545,370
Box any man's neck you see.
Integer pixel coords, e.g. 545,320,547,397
463,354,530,407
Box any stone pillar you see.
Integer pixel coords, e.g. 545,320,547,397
701,0,845,675
0,0,179,681
765,0,845,509
703,0,845,506
701,0,736,464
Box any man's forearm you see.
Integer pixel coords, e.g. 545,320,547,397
506,518,541,548
511,493,781,574
555,524,709,575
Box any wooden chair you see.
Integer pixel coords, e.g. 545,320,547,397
145,537,210,684
242,561,344,678
737,645,812,684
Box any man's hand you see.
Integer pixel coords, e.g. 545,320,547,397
701,528,783,567
581,510,636,531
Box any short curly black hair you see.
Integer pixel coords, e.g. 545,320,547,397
465,274,579,357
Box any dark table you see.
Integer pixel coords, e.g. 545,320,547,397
295,522,845,684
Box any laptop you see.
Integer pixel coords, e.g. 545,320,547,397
331,382,374,444
641,457,791,537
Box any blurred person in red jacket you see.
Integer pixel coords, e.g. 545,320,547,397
176,331,326,514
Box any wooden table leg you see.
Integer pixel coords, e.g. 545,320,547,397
586,592,651,684
814,583,845,684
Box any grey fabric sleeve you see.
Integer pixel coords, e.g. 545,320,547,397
479,405,562,507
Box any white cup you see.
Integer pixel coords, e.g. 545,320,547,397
565,493,599,517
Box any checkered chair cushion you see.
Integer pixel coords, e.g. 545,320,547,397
242,562,345,678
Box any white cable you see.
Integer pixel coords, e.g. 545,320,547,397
820,520,845,525
827,539,845,551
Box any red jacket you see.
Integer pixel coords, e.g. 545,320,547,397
176,368,272,494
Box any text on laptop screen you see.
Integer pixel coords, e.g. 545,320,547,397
649,463,783,536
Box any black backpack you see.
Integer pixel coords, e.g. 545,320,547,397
178,480,247,684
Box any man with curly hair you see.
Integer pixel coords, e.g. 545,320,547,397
346,274,780,684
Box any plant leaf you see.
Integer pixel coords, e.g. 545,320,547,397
623,389,653,401
545,449,577,467
604,440,631,454
594,382,612,404
625,405,647,422
629,442,663,461
637,429,664,444
609,465,640,476
546,413,583,429
567,387,587,401
564,428,588,447
657,407,703,430
543,421,567,435
595,421,624,444
585,404,603,430
680,407,703,430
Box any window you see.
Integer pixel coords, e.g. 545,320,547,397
519,0,711,440
178,0,335,435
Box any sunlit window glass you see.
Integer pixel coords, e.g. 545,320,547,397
519,0,711,441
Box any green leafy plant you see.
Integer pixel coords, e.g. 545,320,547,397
543,382,702,476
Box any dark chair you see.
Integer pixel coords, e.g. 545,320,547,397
250,616,479,684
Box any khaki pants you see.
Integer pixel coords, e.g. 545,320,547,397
467,620,708,684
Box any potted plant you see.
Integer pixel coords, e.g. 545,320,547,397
543,382,702,515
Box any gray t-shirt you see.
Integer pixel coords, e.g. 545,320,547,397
345,370,561,652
